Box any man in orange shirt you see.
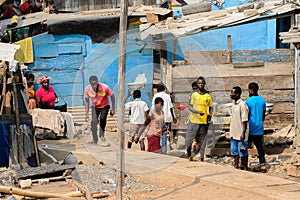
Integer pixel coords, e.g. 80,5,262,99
84,76,115,145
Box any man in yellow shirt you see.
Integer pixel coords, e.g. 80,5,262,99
186,76,213,161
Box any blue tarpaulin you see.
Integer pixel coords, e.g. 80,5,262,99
0,114,34,167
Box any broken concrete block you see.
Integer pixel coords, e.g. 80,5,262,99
19,179,32,189
276,154,292,162
287,165,298,177
181,2,211,16
237,3,254,12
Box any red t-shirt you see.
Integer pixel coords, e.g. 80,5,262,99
36,86,56,107
84,83,113,108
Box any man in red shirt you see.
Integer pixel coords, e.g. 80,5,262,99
84,76,115,145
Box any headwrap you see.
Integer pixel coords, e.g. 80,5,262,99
39,76,49,85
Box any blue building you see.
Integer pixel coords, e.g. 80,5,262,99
28,20,154,107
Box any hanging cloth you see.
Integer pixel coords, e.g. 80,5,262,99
14,37,34,64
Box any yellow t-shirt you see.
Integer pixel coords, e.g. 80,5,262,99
189,92,213,124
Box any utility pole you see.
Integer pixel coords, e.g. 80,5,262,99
116,0,128,198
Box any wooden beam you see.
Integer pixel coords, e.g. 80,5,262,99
233,62,264,68
116,0,128,198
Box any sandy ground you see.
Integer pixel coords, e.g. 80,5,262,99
63,127,299,200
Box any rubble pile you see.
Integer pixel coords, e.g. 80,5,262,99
72,164,165,196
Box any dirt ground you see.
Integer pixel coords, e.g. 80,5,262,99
1,125,296,200
69,126,300,200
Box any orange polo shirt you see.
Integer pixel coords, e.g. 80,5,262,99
84,83,113,108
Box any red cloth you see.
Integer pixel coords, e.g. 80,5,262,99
39,76,49,85
20,2,30,15
147,135,161,153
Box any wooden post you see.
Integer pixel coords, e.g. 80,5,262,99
227,35,232,63
296,15,300,151
296,46,300,149
117,0,128,198
12,71,23,166
0,62,7,114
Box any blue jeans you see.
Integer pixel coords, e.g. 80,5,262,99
230,139,248,157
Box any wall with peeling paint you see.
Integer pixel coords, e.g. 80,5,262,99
28,26,154,107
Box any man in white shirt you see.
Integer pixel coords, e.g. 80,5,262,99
152,84,177,154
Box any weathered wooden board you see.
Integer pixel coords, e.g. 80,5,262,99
233,62,264,68
267,102,294,114
174,90,295,104
33,44,59,57
185,50,231,65
232,49,295,62
31,55,84,70
172,75,294,92
172,62,294,79
265,113,294,129
57,44,83,55
184,49,294,65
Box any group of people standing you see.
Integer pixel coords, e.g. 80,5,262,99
185,76,266,172
229,82,267,172
24,72,59,111
81,75,268,172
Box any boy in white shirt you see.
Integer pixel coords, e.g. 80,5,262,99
125,90,149,150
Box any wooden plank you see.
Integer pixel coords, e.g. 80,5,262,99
185,49,294,65
34,44,59,57
185,50,231,65
174,90,294,104
172,75,294,92
233,62,264,68
265,113,294,129
232,49,294,62
146,13,159,23
57,44,82,54
270,102,294,114
172,62,294,78
31,55,84,70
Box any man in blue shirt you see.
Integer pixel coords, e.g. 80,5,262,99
246,82,267,172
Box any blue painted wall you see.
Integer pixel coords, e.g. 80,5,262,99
29,25,154,107
165,19,276,63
